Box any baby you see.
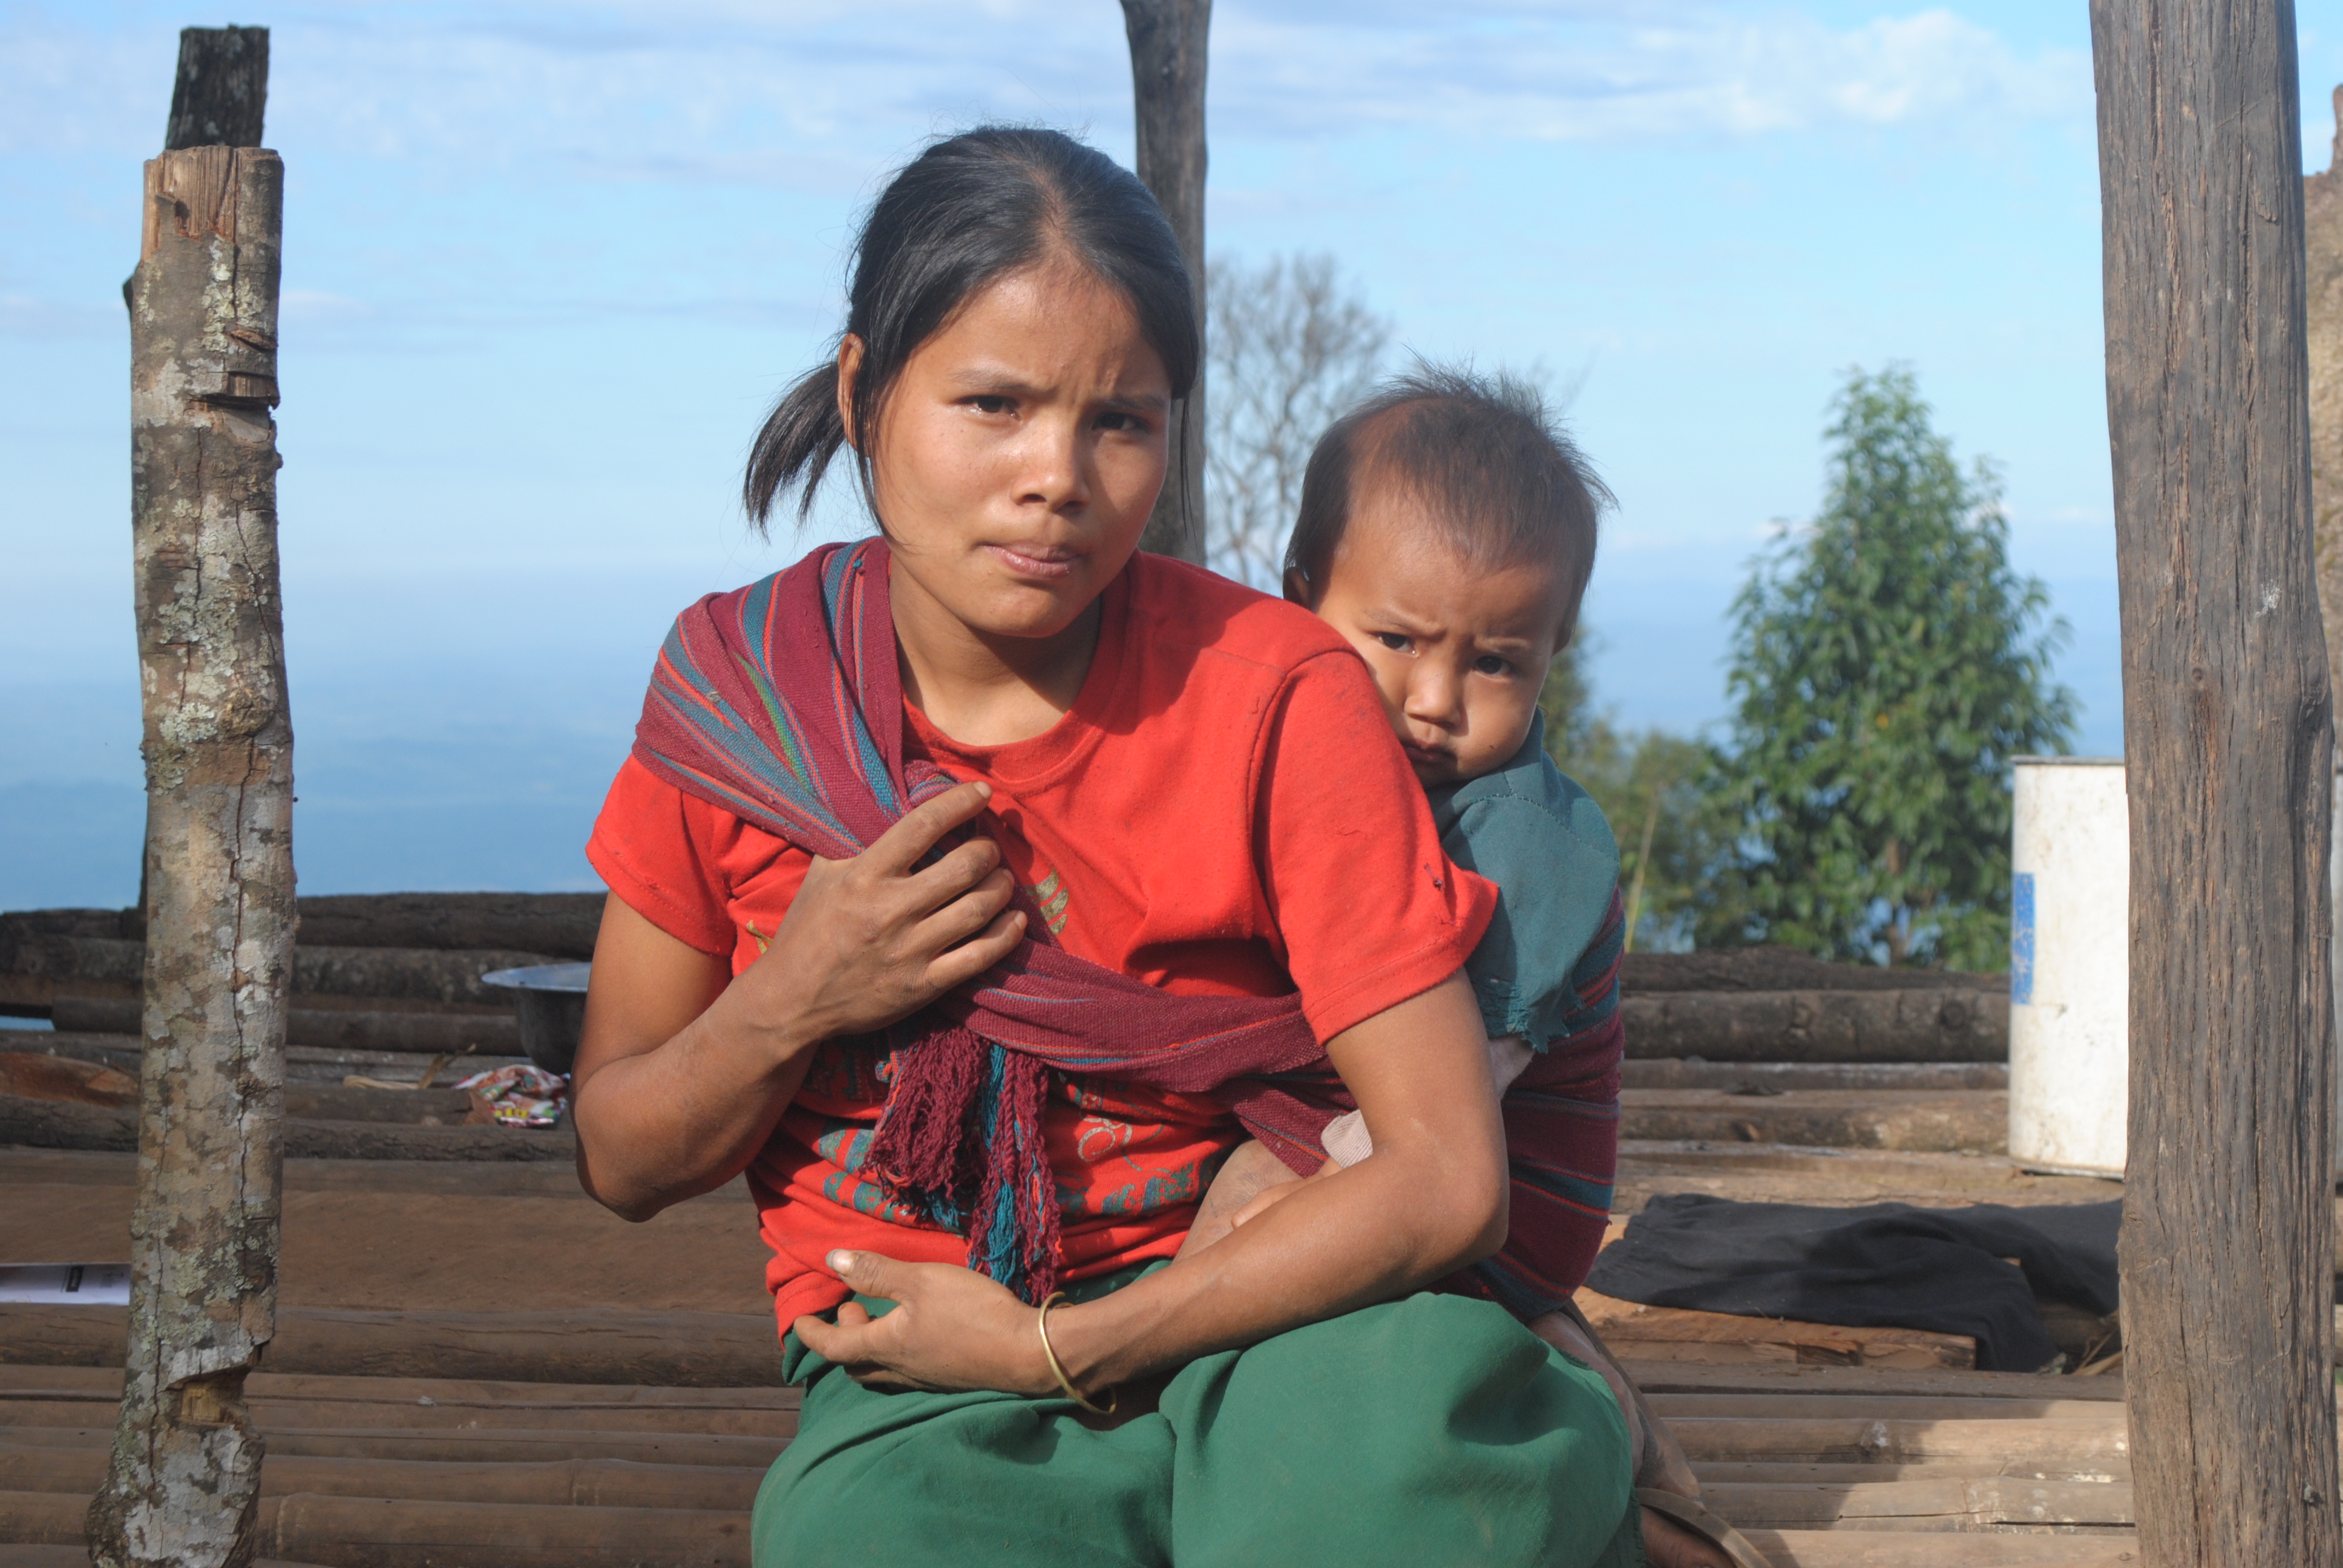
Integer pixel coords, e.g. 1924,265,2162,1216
1182,365,1740,1568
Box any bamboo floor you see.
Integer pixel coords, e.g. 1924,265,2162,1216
0,1140,2149,1566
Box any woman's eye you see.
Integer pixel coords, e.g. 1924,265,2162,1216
1096,410,1146,433
1374,632,1411,653
969,395,1014,416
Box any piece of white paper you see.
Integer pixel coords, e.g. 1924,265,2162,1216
0,1264,131,1304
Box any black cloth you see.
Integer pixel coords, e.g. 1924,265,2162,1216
1584,1193,2121,1372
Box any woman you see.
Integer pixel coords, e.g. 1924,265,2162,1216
572,126,1640,1567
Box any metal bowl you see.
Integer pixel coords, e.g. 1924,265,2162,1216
480,962,591,1075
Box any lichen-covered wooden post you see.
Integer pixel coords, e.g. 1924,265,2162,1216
86,26,294,1568
2089,2,2341,1563
1119,0,1209,564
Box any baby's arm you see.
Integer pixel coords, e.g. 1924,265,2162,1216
1175,1138,1330,1259
1318,1032,1532,1169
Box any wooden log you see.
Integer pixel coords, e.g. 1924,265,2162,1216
290,894,603,960
0,1307,786,1389
0,1368,795,1414
1736,1533,2139,1567
8,1428,784,1470
1646,1396,2117,1422
1621,947,2007,996
5,1490,753,1568
1618,1089,2005,1153
0,895,601,962
25,943,554,1011
1620,990,2007,1063
1576,1292,1975,1370
1619,1061,2007,1093
1118,0,1208,564
265,1494,748,1568
2088,4,2341,1564
91,42,292,1563
0,1054,134,1108
0,1451,762,1514
0,1400,793,1441
1617,1361,2123,1403
51,998,521,1056
1665,1416,2127,1466
0,1099,570,1161
1694,1462,2134,1488
1703,1477,2134,1532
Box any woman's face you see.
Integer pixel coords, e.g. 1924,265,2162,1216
847,257,1172,642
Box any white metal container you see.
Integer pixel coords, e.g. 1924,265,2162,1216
2007,757,2129,1178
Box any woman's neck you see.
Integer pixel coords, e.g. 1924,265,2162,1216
890,557,1103,748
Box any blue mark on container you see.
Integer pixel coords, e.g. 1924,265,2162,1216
2011,872,2036,1005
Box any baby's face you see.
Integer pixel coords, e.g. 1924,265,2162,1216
1298,491,1575,788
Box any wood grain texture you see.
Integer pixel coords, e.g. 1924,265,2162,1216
2306,85,2343,711
1119,0,1208,563
2088,2,2341,1563
88,129,292,1568
162,28,267,153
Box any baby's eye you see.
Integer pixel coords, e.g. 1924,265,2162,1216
1373,632,1411,653
1473,655,1514,677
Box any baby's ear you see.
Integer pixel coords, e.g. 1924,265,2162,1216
1282,568,1312,607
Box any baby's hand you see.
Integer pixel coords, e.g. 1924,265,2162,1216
1174,1138,1323,1260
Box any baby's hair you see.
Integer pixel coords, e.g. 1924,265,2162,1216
1285,364,1613,644
746,125,1199,531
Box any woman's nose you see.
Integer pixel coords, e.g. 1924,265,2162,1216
1015,416,1088,511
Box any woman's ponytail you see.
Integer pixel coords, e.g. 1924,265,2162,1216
744,359,848,532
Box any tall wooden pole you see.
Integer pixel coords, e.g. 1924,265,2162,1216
87,27,293,1568
1120,0,1208,564
2089,4,2340,1563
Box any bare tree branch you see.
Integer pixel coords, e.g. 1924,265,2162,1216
1204,254,1389,589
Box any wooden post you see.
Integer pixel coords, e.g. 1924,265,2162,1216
86,27,295,1568
2089,4,2341,1563
1119,0,1209,564
2309,87,2343,709
2308,87,2343,1119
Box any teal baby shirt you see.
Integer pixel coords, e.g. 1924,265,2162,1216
1424,711,1622,1051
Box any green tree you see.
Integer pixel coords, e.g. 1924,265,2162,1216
1541,646,1747,953
1716,365,2076,969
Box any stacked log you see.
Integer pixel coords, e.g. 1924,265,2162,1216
1,896,2030,1156
0,1349,2143,1564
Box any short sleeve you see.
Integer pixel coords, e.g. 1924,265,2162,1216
1440,774,1620,1051
1250,650,1497,1042
585,755,745,956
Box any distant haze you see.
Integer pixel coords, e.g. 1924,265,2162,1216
7,1,2333,907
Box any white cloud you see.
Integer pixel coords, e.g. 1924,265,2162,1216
0,2,2091,182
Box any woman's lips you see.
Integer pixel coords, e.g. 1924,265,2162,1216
984,542,1080,581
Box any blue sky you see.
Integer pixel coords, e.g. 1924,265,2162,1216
5,1,2341,908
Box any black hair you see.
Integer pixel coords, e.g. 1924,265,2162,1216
744,125,1198,529
1284,364,1613,644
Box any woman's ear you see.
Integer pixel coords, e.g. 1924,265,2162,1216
835,335,866,452
1282,567,1313,608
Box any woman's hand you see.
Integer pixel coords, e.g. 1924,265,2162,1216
571,779,1024,1221
727,779,1027,1047
791,1251,1060,1396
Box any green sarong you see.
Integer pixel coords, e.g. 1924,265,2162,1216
753,1270,1642,1567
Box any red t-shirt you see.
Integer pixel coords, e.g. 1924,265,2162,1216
587,552,1496,1328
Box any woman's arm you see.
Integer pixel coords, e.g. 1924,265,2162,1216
571,780,1024,1220
792,969,1506,1393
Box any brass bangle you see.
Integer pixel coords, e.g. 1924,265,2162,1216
1036,1291,1116,1415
